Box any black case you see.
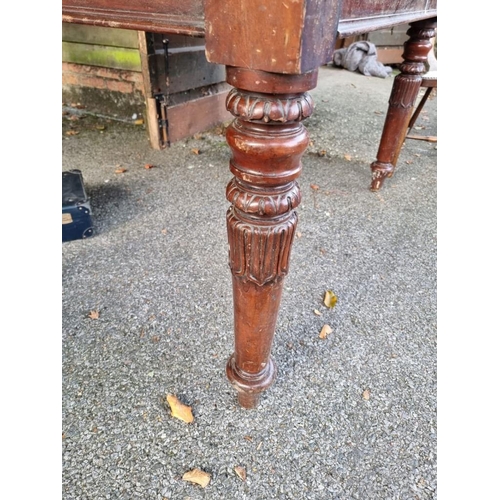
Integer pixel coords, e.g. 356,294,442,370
62,170,94,242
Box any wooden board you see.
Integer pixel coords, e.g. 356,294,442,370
62,41,142,71
62,24,139,48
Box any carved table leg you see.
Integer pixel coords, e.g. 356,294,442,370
370,17,437,191
224,67,316,408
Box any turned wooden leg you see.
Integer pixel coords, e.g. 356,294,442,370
224,67,316,408
370,17,437,191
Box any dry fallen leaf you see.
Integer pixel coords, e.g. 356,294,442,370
319,324,333,339
191,148,201,155
317,150,326,157
234,466,247,481
134,118,144,125
243,435,253,442
296,231,302,238
344,154,352,161
88,310,100,320
115,167,127,174
95,125,106,131
166,394,194,423
323,290,338,308
182,468,210,488
144,163,155,169
161,229,167,235
313,309,322,316
65,130,79,136
310,184,320,191
362,389,371,400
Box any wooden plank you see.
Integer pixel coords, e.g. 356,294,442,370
375,47,404,65
62,24,139,48
62,42,142,71
167,48,226,94
338,10,436,37
367,26,409,46
62,0,205,36
341,0,433,20
145,97,162,150
167,90,232,143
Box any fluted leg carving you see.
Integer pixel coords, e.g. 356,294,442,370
370,17,437,191
224,67,316,408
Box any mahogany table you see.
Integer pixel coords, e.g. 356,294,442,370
62,0,437,408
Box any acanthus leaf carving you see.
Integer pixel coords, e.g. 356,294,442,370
226,178,301,217
227,209,297,286
226,88,313,124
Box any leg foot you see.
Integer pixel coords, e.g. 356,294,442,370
226,354,276,408
370,161,394,191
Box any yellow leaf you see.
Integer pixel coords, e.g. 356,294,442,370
182,468,210,488
319,324,332,339
323,290,338,308
134,119,144,125
166,394,194,423
234,466,247,481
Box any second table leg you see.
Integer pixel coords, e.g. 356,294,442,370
370,17,437,191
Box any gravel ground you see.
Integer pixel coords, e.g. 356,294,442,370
62,66,437,500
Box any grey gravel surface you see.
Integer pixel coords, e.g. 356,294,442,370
62,66,437,500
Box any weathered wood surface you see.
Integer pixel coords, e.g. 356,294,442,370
62,23,139,48
62,1,437,73
205,0,340,74
338,0,437,36
62,0,205,35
